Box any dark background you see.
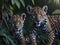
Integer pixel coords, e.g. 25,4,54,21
15,0,60,15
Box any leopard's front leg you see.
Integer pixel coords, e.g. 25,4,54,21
47,31,55,45
29,33,37,45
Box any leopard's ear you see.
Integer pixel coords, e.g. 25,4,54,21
42,5,48,13
26,5,32,14
21,13,26,20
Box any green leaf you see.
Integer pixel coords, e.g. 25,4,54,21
15,0,20,8
19,0,25,7
11,0,15,5
32,0,35,5
52,9,60,14
2,16,9,29
3,38,10,45
2,4,4,9
9,5,14,10
8,8,13,14
0,32,15,45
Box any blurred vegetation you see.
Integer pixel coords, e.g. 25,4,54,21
48,0,60,5
48,0,60,14
0,0,60,45
52,9,60,14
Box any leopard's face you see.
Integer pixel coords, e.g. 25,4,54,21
26,5,48,27
12,13,26,30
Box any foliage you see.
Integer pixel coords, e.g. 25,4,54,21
0,0,25,14
0,14,16,45
31,0,35,5
57,39,60,45
52,9,60,14
11,0,25,8
48,0,60,5
0,31,15,45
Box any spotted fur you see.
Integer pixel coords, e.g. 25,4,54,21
11,13,26,45
26,5,57,45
